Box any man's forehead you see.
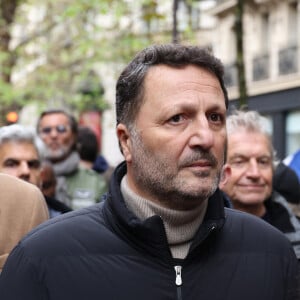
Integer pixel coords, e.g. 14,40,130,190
0,141,38,155
144,64,225,105
228,139,272,159
41,113,69,123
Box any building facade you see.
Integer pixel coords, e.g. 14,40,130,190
209,0,300,159
10,0,300,164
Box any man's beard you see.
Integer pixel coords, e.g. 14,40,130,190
44,145,71,162
129,128,222,210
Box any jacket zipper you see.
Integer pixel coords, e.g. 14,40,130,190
172,224,216,300
174,265,182,300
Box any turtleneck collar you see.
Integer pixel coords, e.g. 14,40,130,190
121,175,208,259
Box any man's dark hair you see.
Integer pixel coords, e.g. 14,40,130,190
36,109,78,135
116,43,228,127
77,126,99,163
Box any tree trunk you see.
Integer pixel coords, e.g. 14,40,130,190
172,0,179,43
0,0,18,83
235,0,248,108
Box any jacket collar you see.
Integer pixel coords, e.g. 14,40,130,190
104,161,226,258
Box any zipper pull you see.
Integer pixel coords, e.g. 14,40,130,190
174,265,182,286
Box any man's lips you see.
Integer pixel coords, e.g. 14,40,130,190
184,161,213,171
238,184,265,191
48,144,61,150
187,160,212,167
180,152,218,169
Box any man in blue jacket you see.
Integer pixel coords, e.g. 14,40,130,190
0,43,298,299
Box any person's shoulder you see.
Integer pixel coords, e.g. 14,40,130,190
0,173,48,216
0,173,40,196
225,207,281,234
29,202,104,231
19,203,106,254
224,208,294,252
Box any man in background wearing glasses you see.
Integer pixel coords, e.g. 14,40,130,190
37,109,108,210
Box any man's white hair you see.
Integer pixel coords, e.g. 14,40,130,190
226,110,278,166
0,124,43,159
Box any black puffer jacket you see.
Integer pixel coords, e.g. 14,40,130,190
0,162,298,300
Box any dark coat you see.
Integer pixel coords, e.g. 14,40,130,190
273,162,300,204
0,162,298,300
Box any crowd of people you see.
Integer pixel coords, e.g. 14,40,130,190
0,109,110,268
0,43,299,299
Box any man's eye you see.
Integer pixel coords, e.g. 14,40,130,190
258,158,272,167
209,113,223,123
231,160,246,168
169,114,184,123
28,160,41,169
4,160,19,167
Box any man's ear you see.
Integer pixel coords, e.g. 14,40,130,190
219,164,231,188
116,123,132,162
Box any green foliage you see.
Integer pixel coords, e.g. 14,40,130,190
0,80,22,105
0,0,199,116
70,93,110,113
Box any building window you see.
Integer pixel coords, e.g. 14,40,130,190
252,54,270,81
224,63,238,87
263,114,273,136
288,2,298,46
252,12,270,81
260,12,270,54
278,45,298,75
278,2,298,75
286,110,300,156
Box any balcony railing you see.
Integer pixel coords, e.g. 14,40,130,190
252,54,269,81
224,63,237,87
278,45,298,75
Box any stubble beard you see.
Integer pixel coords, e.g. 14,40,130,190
129,129,221,210
44,145,71,162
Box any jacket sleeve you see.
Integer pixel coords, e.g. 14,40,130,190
285,246,300,300
0,244,48,300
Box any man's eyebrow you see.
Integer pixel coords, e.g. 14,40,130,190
3,158,20,164
3,158,40,163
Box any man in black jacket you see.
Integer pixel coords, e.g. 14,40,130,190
0,44,298,299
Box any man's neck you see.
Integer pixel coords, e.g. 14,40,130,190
120,175,208,259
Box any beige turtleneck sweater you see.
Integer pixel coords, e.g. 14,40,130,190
121,175,208,259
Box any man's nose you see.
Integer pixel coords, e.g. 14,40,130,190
188,118,214,150
49,129,59,138
18,161,31,175
246,159,261,177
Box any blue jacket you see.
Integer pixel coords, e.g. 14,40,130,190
0,162,298,299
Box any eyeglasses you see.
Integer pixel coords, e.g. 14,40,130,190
39,125,70,135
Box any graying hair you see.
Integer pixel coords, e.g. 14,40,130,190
226,110,278,165
0,124,42,159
